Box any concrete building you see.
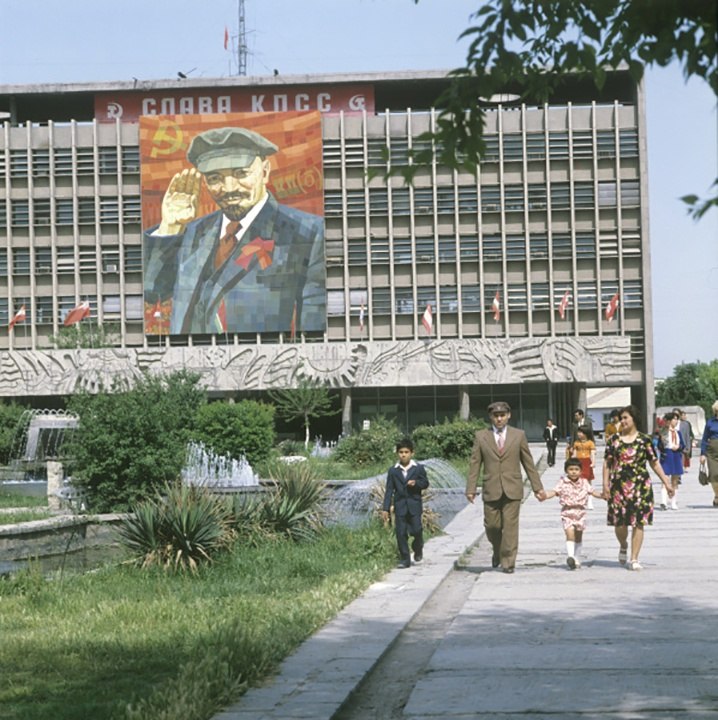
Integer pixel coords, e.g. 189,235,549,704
0,69,653,439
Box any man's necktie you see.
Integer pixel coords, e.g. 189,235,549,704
671,429,678,447
215,221,241,270
497,433,504,453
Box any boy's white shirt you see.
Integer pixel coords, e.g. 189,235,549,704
395,459,417,477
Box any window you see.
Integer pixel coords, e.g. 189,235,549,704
577,281,597,309
575,233,596,259
461,284,481,311
481,135,499,162
622,279,643,308
35,297,54,324
325,240,344,266
395,288,414,314
502,134,523,162
102,249,120,274
372,287,392,314
459,235,479,260
413,188,434,215
11,201,30,227
621,181,640,207
596,130,616,158
33,149,51,177
326,290,345,316
123,196,142,223
598,182,617,207
527,184,547,209
54,148,74,176
79,248,97,273
529,233,548,258
393,236,413,264
35,247,52,274
124,245,143,272
78,197,96,225
481,186,501,212
415,238,435,263
573,182,595,208
324,190,343,217
572,131,593,158
122,146,140,173
440,285,458,312
525,133,546,160
505,235,526,261
482,235,502,260
99,147,119,175
9,150,29,178
531,282,550,310
76,147,95,175
56,199,74,225
33,199,52,226
348,238,368,265
369,237,389,264
504,185,524,212
552,233,573,258
507,284,528,309
549,132,569,159
438,236,457,263
457,186,478,213
125,295,143,320
369,188,389,215
436,186,456,214
57,247,76,275
391,187,411,216
12,248,30,275
619,129,638,157
550,183,571,209
0,249,7,276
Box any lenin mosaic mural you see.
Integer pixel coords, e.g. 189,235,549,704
140,111,325,336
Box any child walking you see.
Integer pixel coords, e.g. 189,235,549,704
572,425,597,509
542,458,604,569
381,439,429,569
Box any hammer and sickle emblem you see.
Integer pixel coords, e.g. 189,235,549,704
106,102,123,119
150,121,185,158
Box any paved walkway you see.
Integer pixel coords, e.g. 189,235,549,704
214,448,718,719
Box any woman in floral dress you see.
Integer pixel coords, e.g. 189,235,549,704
602,405,674,571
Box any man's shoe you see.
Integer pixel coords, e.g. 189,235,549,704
502,567,514,574
566,556,576,570
413,553,423,563
659,503,667,511
491,551,500,568
396,561,411,569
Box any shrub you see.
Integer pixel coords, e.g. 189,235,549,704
67,371,205,512
412,416,486,459
333,416,402,466
191,400,275,468
117,481,234,572
0,401,27,465
277,438,307,457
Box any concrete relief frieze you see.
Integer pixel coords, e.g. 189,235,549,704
0,336,631,396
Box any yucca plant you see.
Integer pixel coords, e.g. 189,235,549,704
260,459,328,541
117,481,234,572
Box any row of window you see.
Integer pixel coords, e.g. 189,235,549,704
322,129,639,167
327,281,641,315
0,246,142,276
1,295,143,324
324,181,640,217
0,146,140,178
0,197,141,227
327,229,641,266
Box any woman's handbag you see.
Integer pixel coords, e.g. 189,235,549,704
698,461,710,486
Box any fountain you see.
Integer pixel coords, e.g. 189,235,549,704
323,458,467,527
181,441,259,488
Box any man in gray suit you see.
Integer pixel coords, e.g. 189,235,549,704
144,126,325,335
466,401,545,573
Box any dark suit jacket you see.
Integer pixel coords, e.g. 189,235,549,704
383,462,429,516
466,427,543,502
543,425,559,445
144,193,325,334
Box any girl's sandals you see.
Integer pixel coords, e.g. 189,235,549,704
618,548,627,565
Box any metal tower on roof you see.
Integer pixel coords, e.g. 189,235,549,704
237,0,248,76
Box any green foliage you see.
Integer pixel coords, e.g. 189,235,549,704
408,0,716,217
656,361,718,417
258,459,329,542
0,401,27,465
49,321,120,348
277,438,308,456
191,400,275,467
268,378,339,448
0,490,47,510
117,482,234,572
333,416,402,467
411,416,486,459
0,509,52,524
66,371,205,512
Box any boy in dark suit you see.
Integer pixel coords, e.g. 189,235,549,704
382,439,429,569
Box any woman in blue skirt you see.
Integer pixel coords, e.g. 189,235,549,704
659,412,685,510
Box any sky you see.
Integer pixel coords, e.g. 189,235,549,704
0,0,716,377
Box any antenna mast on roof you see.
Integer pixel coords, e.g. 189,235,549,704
237,0,248,76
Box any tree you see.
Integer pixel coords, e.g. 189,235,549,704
411,0,717,218
656,361,718,416
268,379,339,449
66,371,205,511
0,401,27,466
191,400,275,467
49,322,120,349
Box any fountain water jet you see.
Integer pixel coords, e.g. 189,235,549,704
181,441,259,487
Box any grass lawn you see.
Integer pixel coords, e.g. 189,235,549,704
0,523,397,720
0,489,48,510
0,508,53,524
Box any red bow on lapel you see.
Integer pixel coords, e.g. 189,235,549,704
236,237,274,270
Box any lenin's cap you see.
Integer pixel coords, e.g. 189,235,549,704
187,127,278,173
487,401,511,415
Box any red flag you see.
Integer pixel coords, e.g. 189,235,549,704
605,292,620,322
359,303,365,332
492,291,501,322
8,305,26,330
224,26,229,50
558,289,570,319
422,304,433,335
63,300,91,327
289,302,297,341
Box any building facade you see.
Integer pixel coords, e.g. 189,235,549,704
0,70,655,439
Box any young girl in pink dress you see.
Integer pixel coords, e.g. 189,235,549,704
542,458,604,569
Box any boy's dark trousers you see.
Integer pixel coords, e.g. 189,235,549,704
395,509,423,565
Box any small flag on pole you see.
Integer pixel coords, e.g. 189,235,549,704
422,304,433,335
558,289,570,319
359,303,365,332
289,302,297,341
8,305,26,330
492,291,501,322
605,291,620,322
63,300,91,327
224,26,230,50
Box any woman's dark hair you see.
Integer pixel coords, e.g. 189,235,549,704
576,424,594,441
663,411,677,422
619,405,643,432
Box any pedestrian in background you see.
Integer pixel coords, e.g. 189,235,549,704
676,409,695,471
699,400,718,508
602,405,674,571
465,401,545,574
543,418,559,467
382,438,429,568
541,458,605,569
571,425,596,509
658,411,684,510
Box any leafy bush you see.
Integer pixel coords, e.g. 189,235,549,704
0,401,27,465
277,438,307,456
67,371,205,512
333,416,402,467
191,400,275,468
412,416,486,459
118,482,234,572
